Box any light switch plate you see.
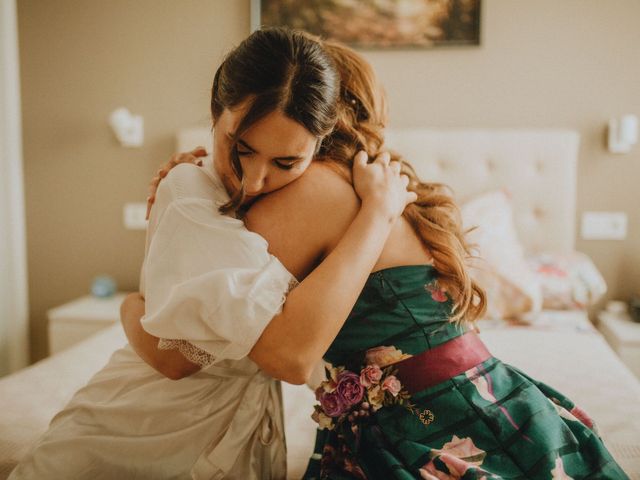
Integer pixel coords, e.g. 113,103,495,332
123,202,148,230
581,211,627,240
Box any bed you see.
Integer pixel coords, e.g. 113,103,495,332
1,129,638,479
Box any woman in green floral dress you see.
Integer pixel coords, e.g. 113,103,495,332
302,265,628,479
295,43,628,480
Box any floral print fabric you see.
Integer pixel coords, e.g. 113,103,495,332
303,266,628,479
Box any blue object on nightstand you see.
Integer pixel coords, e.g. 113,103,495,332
91,275,117,298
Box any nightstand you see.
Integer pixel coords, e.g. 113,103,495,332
597,310,640,379
47,293,128,354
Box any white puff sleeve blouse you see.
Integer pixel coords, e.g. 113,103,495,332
139,159,297,367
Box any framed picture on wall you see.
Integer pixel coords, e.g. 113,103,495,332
251,0,481,49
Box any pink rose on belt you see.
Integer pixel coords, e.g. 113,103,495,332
337,371,365,406
320,391,345,417
382,375,402,397
360,364,383,387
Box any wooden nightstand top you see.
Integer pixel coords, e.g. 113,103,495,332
47,293,128,324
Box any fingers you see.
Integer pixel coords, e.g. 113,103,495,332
149,175,161,192
168,153,180,167
354,151,397,169
373,151,391,166
190,147,207,167
406,190,418,206
145,194,154,220
353,150,368,168
191,146,208,157
400,173,416,207
167,151,202,169
147,148,208,220
168,147,207,168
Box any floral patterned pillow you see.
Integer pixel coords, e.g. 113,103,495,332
527,251,607,309
461,190,543,320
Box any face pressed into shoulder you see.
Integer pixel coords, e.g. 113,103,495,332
243,160,361,280
212,99,318,204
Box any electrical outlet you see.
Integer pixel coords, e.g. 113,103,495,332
123,203,148,230
581,212,627,240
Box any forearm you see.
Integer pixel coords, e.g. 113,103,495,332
249,203,393,383
120,293,200,380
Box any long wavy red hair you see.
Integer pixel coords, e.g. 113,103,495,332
317,40,486,323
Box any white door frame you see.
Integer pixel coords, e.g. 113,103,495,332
0,0,29,374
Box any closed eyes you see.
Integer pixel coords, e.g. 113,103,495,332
275,161,295,170
237,149,296,170
230,133,302,171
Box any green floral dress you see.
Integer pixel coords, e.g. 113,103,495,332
303,265,628,480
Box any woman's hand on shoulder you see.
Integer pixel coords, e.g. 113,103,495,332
353,151,417,223
146,146,208,219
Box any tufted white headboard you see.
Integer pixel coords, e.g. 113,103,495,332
385,129,580,253
177,128,580,253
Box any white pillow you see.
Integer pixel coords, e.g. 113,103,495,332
461,190,543,320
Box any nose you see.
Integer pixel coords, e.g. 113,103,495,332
242,160,268,196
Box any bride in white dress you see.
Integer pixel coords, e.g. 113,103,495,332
10,28,415,480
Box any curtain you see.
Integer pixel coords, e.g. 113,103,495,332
0,0,29,376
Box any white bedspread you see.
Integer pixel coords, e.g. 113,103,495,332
481,311,640,478
1,311,639,479
0,326,127,479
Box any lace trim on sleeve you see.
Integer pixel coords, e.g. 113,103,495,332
158,339,216,368
286,277,299,295
156,275,298,369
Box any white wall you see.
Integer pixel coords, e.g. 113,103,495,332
0,0,29,375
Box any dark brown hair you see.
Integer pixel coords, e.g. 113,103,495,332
318,40,486,323
211,27,340,213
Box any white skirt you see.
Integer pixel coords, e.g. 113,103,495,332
9,345,287,480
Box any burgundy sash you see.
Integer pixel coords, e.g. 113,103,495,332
395,332,491,394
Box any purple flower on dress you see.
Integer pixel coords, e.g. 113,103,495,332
337,371,365,407
320,390,346,417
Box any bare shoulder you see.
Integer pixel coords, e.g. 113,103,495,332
259,161,354,206
248,162,358,222
245,161,360,278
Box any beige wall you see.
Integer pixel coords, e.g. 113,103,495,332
367,0,640,307
18,0,640,362
18,0,250,361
